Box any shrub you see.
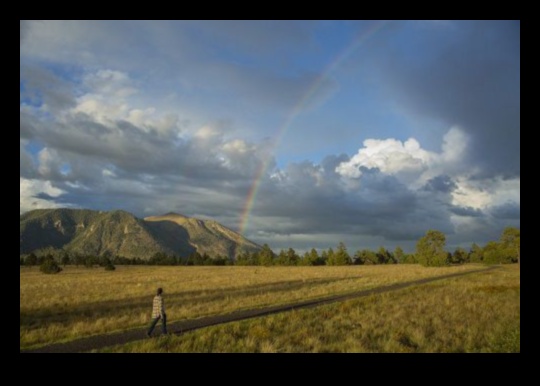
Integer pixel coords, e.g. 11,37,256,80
40,259,63,274
104,262,116,271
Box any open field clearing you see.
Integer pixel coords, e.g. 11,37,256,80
97,265,519,353
20,264,513,351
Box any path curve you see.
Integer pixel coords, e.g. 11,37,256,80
21,266,498,353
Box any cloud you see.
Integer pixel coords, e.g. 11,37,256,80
371,20,520,178
448,205,484,218
335,126,469,187
19,21,519,253
19,20,331,118
20,140,36,179
335,137,432,180
20,81,519,251
489,202,520,220
423,175,457,193
20,64,76,114
20,178,67,214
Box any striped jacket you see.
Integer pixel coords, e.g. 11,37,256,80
151,295,165,318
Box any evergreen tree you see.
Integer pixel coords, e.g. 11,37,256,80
328,242,350,265
258,244,275,266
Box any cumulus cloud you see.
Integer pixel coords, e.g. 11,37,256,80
335,126,469,188
335,137,432,180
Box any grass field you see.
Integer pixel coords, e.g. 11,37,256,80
20,264,519,352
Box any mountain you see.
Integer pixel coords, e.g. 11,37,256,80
20,208,262,260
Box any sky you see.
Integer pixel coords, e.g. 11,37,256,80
20,20,520,253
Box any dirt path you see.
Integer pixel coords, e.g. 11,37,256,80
21,266,497,353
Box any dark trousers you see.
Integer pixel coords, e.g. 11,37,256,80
147,314,167,336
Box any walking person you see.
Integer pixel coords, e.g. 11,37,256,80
147,287,168,337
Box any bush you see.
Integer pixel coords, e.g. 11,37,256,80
104,262,116,271
40,259,63,274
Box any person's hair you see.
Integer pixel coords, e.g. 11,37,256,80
157,287,163,295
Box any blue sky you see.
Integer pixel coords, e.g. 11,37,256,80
20,20,520,253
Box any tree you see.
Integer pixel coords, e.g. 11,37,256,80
400,252,417,264
320,249,328,265
328,242,350,265
285,248,299,266
25,253,38,266
354,249,377,265
483,241,507,265
500,227,520,264
40,258,62,274
415,230,448,267
61,253,71,266
236,251,256,266
308,248,324,266
275,248,298,266
104,258,116,271
257,244,275,266
74,254,85,267
84,255,98,268
451,248,467,265
394,247,405,264
469,243,483,263
324,248,335,265
376,247,396,264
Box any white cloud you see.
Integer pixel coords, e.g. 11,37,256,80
20,177,67,214
335,136,433,181
451,179,492,209
335,126,469,187
102,168,116,178
450,175,520,212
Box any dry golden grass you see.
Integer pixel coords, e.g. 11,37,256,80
98,265,519,353
21,264,492,350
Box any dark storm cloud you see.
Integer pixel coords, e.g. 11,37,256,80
374,20,520,178
25,113,263,187
250,164,453,241
489,201,520,220
448,205,484,218
423,175,457,193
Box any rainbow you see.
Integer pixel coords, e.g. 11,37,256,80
238,21,390,235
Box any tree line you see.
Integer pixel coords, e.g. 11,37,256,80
20,227,519,272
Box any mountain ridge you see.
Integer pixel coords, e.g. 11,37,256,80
20,208,261,260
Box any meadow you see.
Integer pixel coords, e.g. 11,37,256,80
20,264,519,352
